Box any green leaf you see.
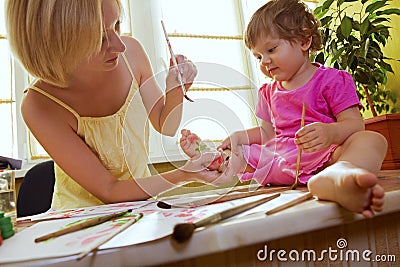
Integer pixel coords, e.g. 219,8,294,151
379,61,394,73
340,16,353,38
315,52,325,64
371,18,390,25
336,27,345,41
322,0,335,10
376,8,400,16
320,16,333,27
360,18,370,34
331,47,346,62
366,1,388,14
350,56,359,72
355,70,370,84
313,6,323,16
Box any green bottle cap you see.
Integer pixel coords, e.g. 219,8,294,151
1,229,15,239
0,222,13,232
0,216,12,225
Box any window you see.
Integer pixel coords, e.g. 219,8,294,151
130,0,317,163
0,0,17,159
136,0,272,162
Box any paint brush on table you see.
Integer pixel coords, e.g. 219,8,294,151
35,209,132,243
161,20,194,102
266,192,313,215
291,102,306,190
77,213,143,260
157,186,289,209
172,193,281,243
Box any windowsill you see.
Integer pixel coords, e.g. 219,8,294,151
13,153,189,179
148,153,187,164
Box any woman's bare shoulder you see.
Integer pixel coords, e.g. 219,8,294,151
121,36,145,53
21,87,77,132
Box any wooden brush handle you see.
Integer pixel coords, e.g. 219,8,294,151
35,210,130,242
194,193,280,228
266,192,313,215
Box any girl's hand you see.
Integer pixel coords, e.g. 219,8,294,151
166,54,197,93
294,122,334,152
217,132,240,156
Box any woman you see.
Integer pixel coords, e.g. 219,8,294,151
6,0,220,209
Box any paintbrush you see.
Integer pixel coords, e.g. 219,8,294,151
266,192,313,215
157,186,289,209
77,213,143,260
161,20,194,102
35,209,132,242
291,103,306,190
172,193,281,243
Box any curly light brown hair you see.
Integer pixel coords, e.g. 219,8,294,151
244,0,322,53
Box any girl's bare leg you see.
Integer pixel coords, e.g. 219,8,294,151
308,131,387,218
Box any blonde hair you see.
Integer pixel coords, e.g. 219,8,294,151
245,0,322,53
5,0,123,88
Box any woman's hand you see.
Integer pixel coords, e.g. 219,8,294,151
180,151,221,183
182,151,220,172
294,122,334,152
166,54,197,93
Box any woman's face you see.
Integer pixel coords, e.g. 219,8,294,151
79,0,126,73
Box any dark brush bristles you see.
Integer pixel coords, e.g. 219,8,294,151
157,201,172,209
172,223,196,243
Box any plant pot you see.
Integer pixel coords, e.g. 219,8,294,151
364,113,400,170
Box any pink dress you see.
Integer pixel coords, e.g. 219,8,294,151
240,63,361,185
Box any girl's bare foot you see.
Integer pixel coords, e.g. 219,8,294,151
308,161,385,218
180,129,230,172
180,129,204,158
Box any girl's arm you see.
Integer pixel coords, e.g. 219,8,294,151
218,120,275,153
295,106,364,153
124,37,196,137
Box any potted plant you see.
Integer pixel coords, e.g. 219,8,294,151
313,0,400,169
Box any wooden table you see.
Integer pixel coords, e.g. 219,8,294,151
5,171,400,267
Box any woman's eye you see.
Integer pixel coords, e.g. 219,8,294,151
115,20,121,33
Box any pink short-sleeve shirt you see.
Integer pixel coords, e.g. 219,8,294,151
240,63,361,185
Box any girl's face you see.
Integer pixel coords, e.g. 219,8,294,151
250,34,311,86
80,0,126,73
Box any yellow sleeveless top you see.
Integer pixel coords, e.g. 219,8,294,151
28,54,151,210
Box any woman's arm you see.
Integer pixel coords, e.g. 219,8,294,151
21,91,219,203
124,37,196,136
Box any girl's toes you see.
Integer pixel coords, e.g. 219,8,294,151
362,209,374,219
